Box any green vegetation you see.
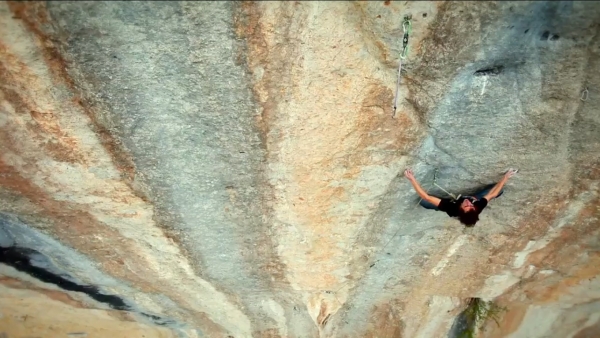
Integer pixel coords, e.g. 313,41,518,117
458,298,507,338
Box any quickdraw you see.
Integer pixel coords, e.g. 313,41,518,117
581,87,589,101
400,15,412,60
393,15,412,117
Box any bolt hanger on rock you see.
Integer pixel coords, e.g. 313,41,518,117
580,87,589,101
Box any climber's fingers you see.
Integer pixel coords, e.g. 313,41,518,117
505,168,519,178
404,168,414,180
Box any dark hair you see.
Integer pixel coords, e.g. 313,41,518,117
458,210,480,227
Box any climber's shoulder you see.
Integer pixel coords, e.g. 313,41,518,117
438,198,460,217
474,197,488,211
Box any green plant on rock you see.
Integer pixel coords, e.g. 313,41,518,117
458,297,507,338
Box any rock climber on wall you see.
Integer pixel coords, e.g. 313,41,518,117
403,168,519,227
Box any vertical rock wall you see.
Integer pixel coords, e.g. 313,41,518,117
1,1,600,337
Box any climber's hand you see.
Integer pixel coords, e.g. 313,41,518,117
404,168,415,181
504,168,518,179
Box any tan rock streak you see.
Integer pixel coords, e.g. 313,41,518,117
0,281,176,338
240,1,422,324
2,1,600,337
6,1,137,182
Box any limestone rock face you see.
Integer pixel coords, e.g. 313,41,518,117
1,1,599,337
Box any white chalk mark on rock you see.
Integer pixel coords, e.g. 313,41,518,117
431,235,467,276
480,75,488,96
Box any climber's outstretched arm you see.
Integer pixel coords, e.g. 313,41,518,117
484,168,518,201
404,169,441,206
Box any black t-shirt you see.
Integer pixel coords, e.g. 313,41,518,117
437,197,488,217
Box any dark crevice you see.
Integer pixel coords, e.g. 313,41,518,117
540,30,560,41
140,312,178,326
0,245,174,327
541,30,550,40
474,65,504,76
0,246,129,310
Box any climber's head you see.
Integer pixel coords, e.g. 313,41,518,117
457,198,480,226
458,209,480,227
459,198,477,213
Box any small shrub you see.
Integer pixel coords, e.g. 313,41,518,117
458,298,507,338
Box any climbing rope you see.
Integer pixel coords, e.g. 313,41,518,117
392,15,412,118
434,182,460,200
414,168,460,207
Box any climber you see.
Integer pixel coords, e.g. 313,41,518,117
403,168,518,227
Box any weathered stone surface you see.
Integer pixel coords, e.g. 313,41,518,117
1,1,599,337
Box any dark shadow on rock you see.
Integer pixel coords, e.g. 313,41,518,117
448,308,473,338
0,245,176,327
474,65,504,77
0,246,130,310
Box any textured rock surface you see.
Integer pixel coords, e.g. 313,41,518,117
1,1,599,337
